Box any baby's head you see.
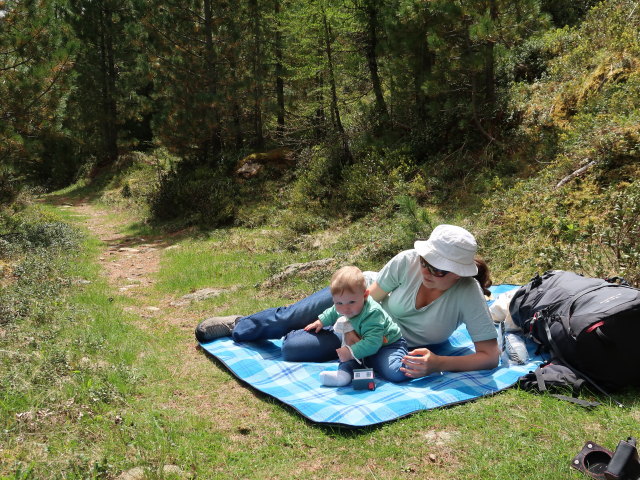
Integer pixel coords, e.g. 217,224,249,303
330,266,368,319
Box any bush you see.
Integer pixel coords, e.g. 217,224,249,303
0,170,22,207
337,149,413,217
541,0,599,27
0,241,76,326
501,35,555,84
21,222,80,250
287,144,342,214
149,161,237,229
0,220,80,257
288,144,421,219
35,131,84,189
581,181,640,285
95,151,164,214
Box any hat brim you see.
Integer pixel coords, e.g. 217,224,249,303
414,241,478,277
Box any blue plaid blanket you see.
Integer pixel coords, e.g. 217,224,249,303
199,285,544,427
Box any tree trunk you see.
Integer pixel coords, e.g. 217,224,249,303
314,57,326,140
363,0,389,127
249,0,264,149
482,0,497,137
98,5,118,165
322,9,353,163
203,0,223,160
275,0,285,138
229,57,245,150
412,30,433,126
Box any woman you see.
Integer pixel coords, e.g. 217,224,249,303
196,224,500,379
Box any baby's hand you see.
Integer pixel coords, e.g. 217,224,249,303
343,330,361,346
336,346,355,362
304,319,323,333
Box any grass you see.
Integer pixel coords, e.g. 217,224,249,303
1,198,639,480
155,241,334,315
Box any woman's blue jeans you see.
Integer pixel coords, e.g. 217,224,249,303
232,287,409,382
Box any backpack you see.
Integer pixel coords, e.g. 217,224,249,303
509,270,640,396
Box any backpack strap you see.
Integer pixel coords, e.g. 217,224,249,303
542,318,626,408
519,364,600,408
551,394,601,408
587,321,616,346
605,276,630,287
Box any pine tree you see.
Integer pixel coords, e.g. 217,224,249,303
0,0,76,186
63,0,148,167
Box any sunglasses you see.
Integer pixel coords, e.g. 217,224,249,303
419,256,449,277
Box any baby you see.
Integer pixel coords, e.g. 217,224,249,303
304,266,403,387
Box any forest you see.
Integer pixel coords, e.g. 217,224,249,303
2,0,640,286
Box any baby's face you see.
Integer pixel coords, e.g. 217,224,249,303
332,289,367,319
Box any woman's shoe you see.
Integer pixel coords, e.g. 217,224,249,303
195,315,242,342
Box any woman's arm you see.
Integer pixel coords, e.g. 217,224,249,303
368,282,389,303
400,339,500,378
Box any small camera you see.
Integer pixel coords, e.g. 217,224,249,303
352,368,375,390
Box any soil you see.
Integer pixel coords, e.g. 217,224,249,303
59,199,206,356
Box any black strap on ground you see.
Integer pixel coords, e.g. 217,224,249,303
550,394,600,408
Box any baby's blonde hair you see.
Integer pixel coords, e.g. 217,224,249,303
330,266,367,295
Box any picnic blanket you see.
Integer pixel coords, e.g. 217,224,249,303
199,285,544,427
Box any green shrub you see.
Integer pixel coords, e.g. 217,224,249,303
35,131,84,190
580,181,640,284
0,220,79,257
541,0,599,27
287,144,341,213
288,144,422,219
338,150,411,216
398,196,434,234
149,161,237,229
21,222,80,250
500,34,555,84
331,200,438,268
0,170,22,207
94,151,169,214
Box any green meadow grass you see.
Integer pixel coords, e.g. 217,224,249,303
1,201,639,479
153,230,336,319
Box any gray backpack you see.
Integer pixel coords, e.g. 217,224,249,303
509,270,640,395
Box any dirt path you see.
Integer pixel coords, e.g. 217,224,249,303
49,200,268,477
60,200,201,331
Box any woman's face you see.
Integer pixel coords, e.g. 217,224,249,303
419,257,461,290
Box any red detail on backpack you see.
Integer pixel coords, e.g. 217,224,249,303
586,321,605,333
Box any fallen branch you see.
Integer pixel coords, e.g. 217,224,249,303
260,258,335,288
555,160,597,189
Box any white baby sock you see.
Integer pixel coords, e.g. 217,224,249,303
320,369,351,387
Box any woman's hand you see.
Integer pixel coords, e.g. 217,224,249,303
343,330,361,346
400,348,442,378
303,319,323,333
401,340,500,378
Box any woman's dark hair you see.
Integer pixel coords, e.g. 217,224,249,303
474,257,492,296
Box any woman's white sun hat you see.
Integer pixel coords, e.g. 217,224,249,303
414,225,478,277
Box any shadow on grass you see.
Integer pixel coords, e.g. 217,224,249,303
197,345,388,435
195,344,507,437
198,344,640,438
